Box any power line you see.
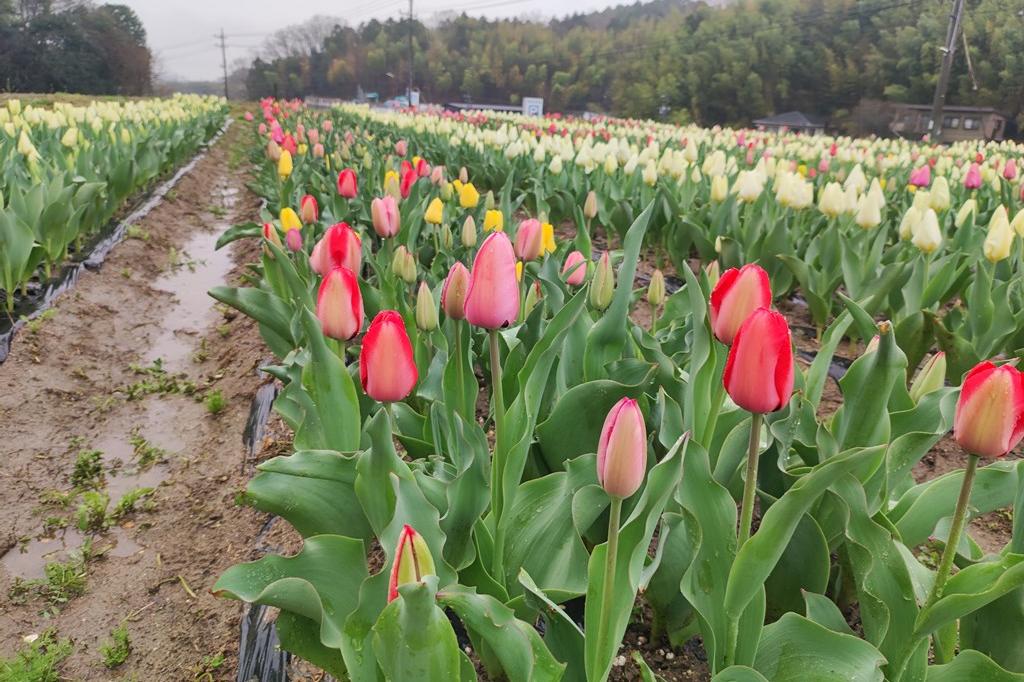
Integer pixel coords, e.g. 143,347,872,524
215,28,229,99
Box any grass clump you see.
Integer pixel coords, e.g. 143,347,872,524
122,360,197,399
99,623,131,669
0,629,72,681
111,487,155,520
203,389,226,415
74,491,109,532
70,449,104,489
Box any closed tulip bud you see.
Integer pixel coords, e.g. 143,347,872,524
590,252,615,311
459,182,480,209
392,245,417,284
648,269,666,306
262,222,282,252
723,307,794,414
425,197,444,225
515,219,543,261
286,228,303,251
584,190,598,219
430,165,445,185
909,165,931,187
983,205,1013,263
465,232,520,329
909,352,946,403
911,208,942,254
524,281,542,317
440,222,454,250
710,263,771,345
310,222,361,276
963,163,982,190
1004,159,1018,181
394,139,408,157
440,181,454,201
459,166,469,184
277,149,293,178
734,170,763,203
1011,208,1024,237
562,250,587,286
441,262,470,320
400,167,416,199
316,266,363,341
299,194,318,224
705,260,721,288
818,182,846,218
954,361,1024,458
854,194,881,230
267,139,282,161
279,207,302,232
955,199,976,228
388,524,436,602
371,196,401,238
337,168,358,198
930,176,951,211
710,174,729,202
415,282,438,332
484,190,495,210
461,215,477,248
597,398,647,498
483,210,503,233
361,310,418,404
312,142,325,158
258,122,267,135
61,127,78,148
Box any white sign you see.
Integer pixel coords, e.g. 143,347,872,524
522,97,544,117
410,90,420,107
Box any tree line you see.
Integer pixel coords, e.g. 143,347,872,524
0,0,151,95
245,0,1024,132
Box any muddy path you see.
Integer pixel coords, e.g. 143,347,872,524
0,121,276,680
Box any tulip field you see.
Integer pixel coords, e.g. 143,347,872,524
189,98,1024,681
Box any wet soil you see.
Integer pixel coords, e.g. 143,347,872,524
0,121,276,680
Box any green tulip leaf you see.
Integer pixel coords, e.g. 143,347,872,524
753,613,886,681
915,553,1024,638
925,650,1024,681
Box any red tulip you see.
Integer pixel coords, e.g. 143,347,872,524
514,219,543,261
416,157,430,177
310,222,361,276
723,307,794,414
465,232,520,329
316,267,363,340
400,166,416,199
337,168,358,198
360,310,418,402
562,250,587,286
710,263,771,345
441,262,470,320
300,194,318,224
387,524,435,602
597,398,647,498
281,134,297,155
371,196,400,238
954,361,1024,458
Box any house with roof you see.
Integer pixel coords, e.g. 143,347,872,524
888,104,1007,141
751,111,826,135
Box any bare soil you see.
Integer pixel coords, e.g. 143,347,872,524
0,122,279,680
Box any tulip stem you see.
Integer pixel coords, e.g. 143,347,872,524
738,412,763,547
488,329,506,521
925,453,979,611
595,496,622,672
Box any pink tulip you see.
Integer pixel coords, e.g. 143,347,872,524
310,222,361,276
360,310,418,402
709,263,772,345
430,166,445,185
337,168,358,198
244,111,254,122
285,228,302,252
371,196,400,238
258,122,267,135
562,250,587,286
597,398,647,498
300,194,318,224
316,267,363,340
514,219,543,261
723,307,794,414
441,262,470,320
307,129,319,146
909,165,931,187
465,232,520,329
1003,159,1018,181
312,143,325,158
395,139,408,157
964,163,982,189
954,361,1024,458
323,120,333,133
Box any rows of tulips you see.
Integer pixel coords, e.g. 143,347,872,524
211,99,1024,681
317,104,1024,381
0,94,228,312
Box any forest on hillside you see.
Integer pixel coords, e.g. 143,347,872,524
245,0,1024,130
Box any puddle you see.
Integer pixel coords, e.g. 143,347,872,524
3,527,143,580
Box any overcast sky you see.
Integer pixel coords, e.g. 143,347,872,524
129,0,625,81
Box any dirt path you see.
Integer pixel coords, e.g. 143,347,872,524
0,121,274,680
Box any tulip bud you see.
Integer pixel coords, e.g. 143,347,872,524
371,196,401,238
983,205,1013,263
710,174,729,202
1011,208,1024,237
459,182,480,209
440,182,454,201
523,281,542,317
562,250,587,286
709,264,771,345
909,352,946,403
963,163,982,190
459,166,469,184
316,267,363,341
441,262,470,320
590,252,615,311
384,170,401,200
388,524,436,602
285,228,303,252
279,207,302,232
400,167,417,199
930,176,951,211
310,222,361,276
484,190,496,210
647,269,666,307
312,142,325,158
911,208,943,254
465,232,520,329
955,199,976,228
454,216,475,249
430,165,445,185
425,197,444,225
704,260,721,289
483,210,503,233
415,282,438,332
361,310,418,403
262,222,282,253
337,168,358,198
854,194,881,230
267,139,282,162
278,149,293,179
392,245,417,284
394,139,408,157
723,307,794,414
597,398,647,498
954,361,1024,458
440,222,454,250
300,194,318,224
515,219,543,261
584,191,598,219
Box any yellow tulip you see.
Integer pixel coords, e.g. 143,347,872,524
541,223,556,255
459,182,480,209
384,170,401,200
1011,208,1024,237
983,206,1013,263
425,197,444,225
911,208,942,254
955,199,977,228
818,182,846,218
280,207,301,232
484,209,504,232
710,174,728,202
516,261,523,282
278,149,293,179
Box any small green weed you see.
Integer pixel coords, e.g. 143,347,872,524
0,629,73,681
99,623,131,668
39,489,77,508
20,308,57,335
191,651,225,679
75,491,110,532
125,224,150,241
122,360,197,399
129,430,166,468
111,488,155,520
204,390,226,415
70,449,104,489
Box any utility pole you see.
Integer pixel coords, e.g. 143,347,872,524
216,28,229,100
928,0,966,143
408,0,414,105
